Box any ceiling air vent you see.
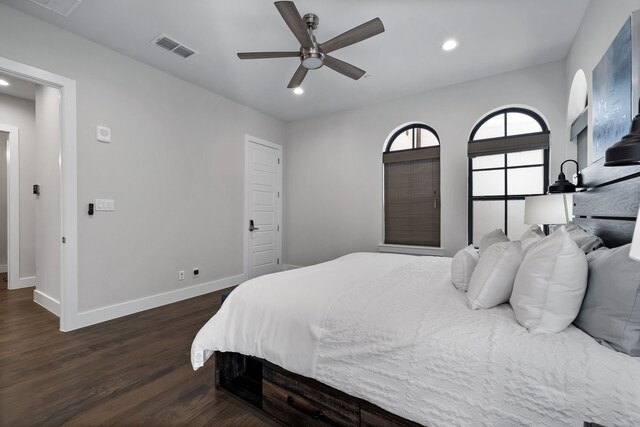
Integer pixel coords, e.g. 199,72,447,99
153,35,198,59
28,0,82,17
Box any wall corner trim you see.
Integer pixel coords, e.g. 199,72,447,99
34,289,61,316
72,273,247,330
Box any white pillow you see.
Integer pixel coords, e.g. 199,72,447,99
518,225,545,255
479,229,509,256
467,241,523,310
510,227,588,333
565,222,604,254
451,245,479,291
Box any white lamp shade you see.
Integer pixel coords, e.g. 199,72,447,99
631,209,640,261
524,194,571,225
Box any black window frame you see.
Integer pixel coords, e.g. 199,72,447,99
385,123,440,153
468,108,550,245
383,122,441,247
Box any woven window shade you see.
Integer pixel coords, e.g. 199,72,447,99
468,131,549,157
384,158,440,246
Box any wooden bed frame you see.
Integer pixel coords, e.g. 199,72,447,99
215,158,640,427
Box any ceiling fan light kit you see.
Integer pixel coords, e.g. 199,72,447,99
237,1,385,88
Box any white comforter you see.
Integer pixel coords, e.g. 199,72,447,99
191,252,640,426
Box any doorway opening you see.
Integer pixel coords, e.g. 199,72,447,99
0,56,78,331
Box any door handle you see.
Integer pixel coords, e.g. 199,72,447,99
249,220,259,232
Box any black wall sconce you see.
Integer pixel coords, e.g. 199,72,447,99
605,100,640,166
549,159,580,193
33,184,40,196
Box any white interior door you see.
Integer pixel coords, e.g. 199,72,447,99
245,137,282,279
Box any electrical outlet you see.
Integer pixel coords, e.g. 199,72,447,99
193,268,199,277
178,270,185,281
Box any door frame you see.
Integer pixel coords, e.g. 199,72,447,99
0,55,78,332
0,124,21,290
243,135,283,279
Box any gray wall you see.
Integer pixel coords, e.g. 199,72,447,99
35,85,61,301
0,93,36,278
0,3,286,312
284,60,567,265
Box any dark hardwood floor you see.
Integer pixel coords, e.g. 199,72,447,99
0,283,278,426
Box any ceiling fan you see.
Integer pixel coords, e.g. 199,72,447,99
237,1,385,89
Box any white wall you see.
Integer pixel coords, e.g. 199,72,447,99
0,133,6,269
0,93,36,278
565,0,640,165
0,3,286,314
284,60,567,265
35,85,62,302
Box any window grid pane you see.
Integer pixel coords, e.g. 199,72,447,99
473,200,505,246
389,131,412,151
507,149,544,167
507,166,544,195
417,128,439,148
472,169,505,196
472,154,505,170
506,112,543,136
474,114,505,140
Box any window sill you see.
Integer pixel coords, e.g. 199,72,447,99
378,244,444,257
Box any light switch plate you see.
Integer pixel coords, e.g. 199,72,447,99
96,126,111,143
95,199,115,211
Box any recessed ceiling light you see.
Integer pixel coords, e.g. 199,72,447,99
442,39,459,51
0,79,9,86
293,87,304,95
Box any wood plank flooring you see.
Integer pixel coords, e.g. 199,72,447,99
0,284,278,426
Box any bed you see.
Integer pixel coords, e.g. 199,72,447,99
191,159,640,426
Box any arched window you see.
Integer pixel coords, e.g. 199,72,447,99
383,123,441,247
468,108,549,245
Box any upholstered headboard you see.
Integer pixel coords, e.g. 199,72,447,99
572,158,640,247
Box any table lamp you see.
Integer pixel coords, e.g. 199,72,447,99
524,194,571,231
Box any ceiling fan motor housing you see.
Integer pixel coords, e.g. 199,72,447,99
301,13,323,69
301,49,324,69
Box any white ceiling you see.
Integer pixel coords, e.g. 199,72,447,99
0,72,36,101
0,0,590,121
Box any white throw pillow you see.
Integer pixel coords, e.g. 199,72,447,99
510,227,588,333
518,225,545,255
467,241,523,310
479,229,509,256
451,245,480,291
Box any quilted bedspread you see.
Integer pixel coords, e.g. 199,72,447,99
192,253,640,426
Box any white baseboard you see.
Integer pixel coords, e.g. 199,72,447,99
283,264,303,271
10,276,36,289
34,289,61,317
73,273,247,329
0,264,7,273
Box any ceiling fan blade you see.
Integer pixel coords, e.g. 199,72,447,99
320,18,385,54
237,51,300,60
287,64,308,88
275,1,313,48
323,56,366,80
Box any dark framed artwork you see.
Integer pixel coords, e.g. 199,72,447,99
592,17,632,162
